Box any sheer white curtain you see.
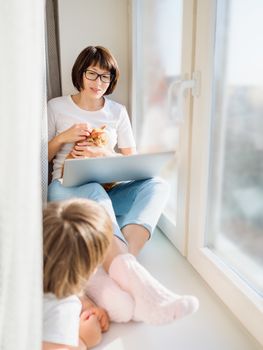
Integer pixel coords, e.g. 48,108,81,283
0,1,46,349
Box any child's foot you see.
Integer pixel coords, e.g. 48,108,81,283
109,254,199,325
84,266,135,323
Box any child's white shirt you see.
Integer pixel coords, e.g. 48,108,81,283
43,293,82,346
48,95,136,181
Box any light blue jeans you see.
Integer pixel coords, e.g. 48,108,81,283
48,178,169,242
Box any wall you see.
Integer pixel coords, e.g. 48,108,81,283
57,0,130,109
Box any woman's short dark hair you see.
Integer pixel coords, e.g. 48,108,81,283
71,46,120,95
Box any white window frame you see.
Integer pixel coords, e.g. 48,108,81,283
187,0,263,345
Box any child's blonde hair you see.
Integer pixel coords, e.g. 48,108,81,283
43,198,112,298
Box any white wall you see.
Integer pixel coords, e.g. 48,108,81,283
58,0,130,109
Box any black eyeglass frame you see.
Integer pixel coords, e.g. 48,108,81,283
84,69,113,83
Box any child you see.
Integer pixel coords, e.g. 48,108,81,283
42,198,113,350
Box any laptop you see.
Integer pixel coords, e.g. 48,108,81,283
62,150,175,187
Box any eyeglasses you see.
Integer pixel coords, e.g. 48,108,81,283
85,70,112,83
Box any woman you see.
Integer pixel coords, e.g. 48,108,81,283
48,45,169,256
48,46,198,325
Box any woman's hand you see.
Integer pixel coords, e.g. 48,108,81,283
48,124,91,162
58,123,92,144
70,141,113,158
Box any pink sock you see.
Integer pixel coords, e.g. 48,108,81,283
109,254,199,325
84,267,135,323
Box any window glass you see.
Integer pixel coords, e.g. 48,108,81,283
135,0,183,219
206,0,263,295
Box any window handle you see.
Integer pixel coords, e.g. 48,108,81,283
168,71,201,124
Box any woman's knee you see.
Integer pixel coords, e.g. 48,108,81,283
81,182,108,199
47,180,69,201
143,177,170,196
48,181,109,202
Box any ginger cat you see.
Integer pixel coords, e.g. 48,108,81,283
66,125,108,161
63,125,116,191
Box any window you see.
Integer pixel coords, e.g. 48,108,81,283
206,0,263,296
188,0,263,345
131,0,195,252
132,0,183,215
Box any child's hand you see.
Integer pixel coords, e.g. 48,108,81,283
79,311,102,348
79,295,110,332
88,306,110,332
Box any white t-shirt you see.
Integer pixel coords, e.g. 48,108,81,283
43,293,82,346
48,95,136,181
